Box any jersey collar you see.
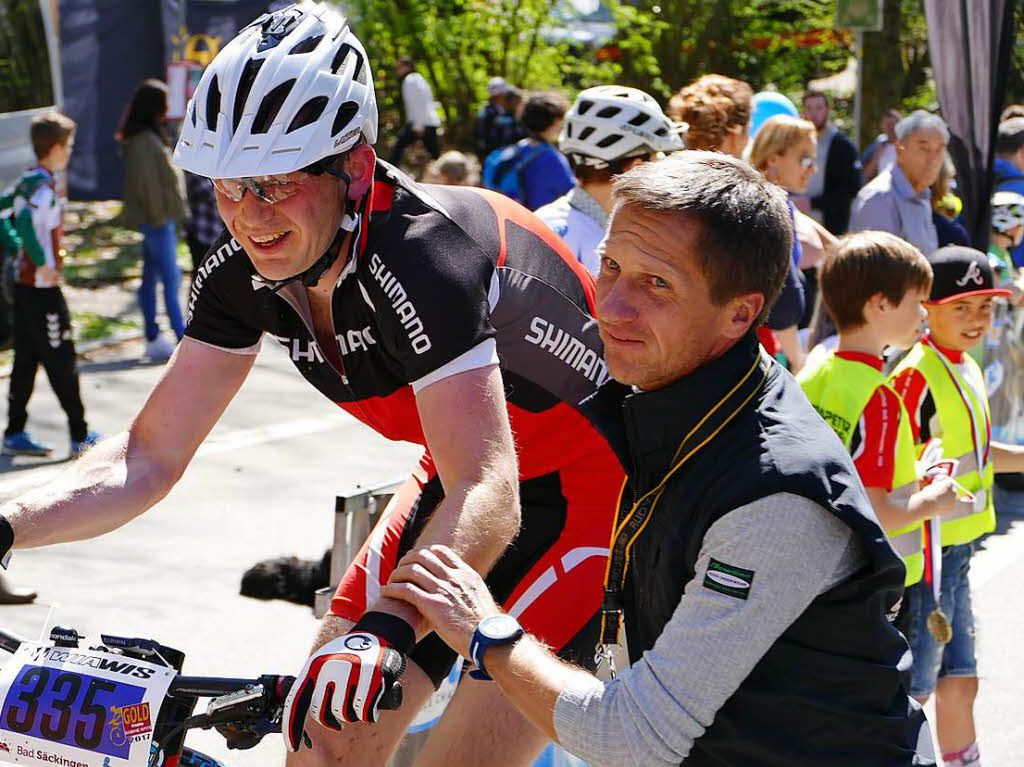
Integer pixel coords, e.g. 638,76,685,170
835,350,884,371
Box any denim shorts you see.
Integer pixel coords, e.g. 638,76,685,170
906,541,978,698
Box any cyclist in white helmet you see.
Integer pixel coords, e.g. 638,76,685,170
0,3,628,766
535,86,685,275
990,190,1024,278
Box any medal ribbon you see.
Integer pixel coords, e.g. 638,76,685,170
598,350,771,648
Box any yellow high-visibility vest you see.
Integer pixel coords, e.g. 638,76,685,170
799,352,923,586
891,340,995,547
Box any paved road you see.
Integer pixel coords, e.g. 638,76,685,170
0,340,422,766
0,341,1022,765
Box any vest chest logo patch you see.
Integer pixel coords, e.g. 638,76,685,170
704,558,754,600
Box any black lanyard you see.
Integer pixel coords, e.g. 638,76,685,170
598,351,771,650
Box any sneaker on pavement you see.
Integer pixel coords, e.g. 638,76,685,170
70,430,102,458
2,431,53,457
144,335,176,360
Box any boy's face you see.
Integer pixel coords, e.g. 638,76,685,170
45,136,74,172
926,295,996,351
879,287,929,349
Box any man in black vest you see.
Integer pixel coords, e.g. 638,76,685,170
383,152,936,766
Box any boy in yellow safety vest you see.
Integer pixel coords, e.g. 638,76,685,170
798,231,959,627
891,244,1024,767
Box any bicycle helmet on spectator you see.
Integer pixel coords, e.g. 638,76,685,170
174,0,376,179
991,190,1024,234
559,86,686,168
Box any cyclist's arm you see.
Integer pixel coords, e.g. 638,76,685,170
2,338,255,548
374,363,520,634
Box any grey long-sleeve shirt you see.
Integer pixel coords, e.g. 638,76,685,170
552,492,866,767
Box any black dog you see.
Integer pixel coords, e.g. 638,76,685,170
240,550,331,607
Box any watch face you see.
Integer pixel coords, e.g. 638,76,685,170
480,614,520,641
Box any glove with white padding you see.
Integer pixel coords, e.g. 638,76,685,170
283,611,413,751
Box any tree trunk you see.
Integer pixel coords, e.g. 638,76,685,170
859,0,904,150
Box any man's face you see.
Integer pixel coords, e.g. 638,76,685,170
896,129,947,191
802,96,829,131
595,204,750,390
215,172,345,282
881,114,899,139
926,295,996,351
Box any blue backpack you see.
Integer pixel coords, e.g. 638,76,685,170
482,139,547,207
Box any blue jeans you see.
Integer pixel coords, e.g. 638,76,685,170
138,221,185,342
906,542,978,698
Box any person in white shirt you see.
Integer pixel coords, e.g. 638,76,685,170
389,55,442,165
535,86,685,275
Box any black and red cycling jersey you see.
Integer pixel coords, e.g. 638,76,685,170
185,160,607,479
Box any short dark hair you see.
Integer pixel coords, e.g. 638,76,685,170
611,151,792,325
30,111,76,160
996,118,1024,157
521,91,569,136
802,89,829,107
397,56,414,68
818,231,932,331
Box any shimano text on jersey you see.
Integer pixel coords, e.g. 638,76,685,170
525,316,608,386
369,253,432,354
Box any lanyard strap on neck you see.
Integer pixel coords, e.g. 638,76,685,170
924,338,988,475
598,350,771,647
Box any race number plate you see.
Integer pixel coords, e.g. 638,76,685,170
0,642,175,767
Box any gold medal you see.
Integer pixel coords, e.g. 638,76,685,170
926,608,953,644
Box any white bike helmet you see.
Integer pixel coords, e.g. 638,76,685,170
991,190,1024,234
174,1,376,178
559,86,686,167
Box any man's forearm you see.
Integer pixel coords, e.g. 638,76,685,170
374,468,520,636
993,442,1024,474
487,633,595,742
3,431,178,549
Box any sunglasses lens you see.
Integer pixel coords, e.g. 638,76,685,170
212,178,245,202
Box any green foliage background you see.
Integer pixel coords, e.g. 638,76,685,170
331,0,1020,153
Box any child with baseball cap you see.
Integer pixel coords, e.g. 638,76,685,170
891,245,1024,767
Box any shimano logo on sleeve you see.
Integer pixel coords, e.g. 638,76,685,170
525,316,608,386
369,253,433,354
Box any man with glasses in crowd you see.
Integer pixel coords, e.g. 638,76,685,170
0,3,626,765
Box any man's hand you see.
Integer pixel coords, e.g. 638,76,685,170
282,631,407,751
382,545,503,660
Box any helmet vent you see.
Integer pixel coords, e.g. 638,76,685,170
331,101,360,136
597,134,622,148
189,98,197,128
252,79,296,134
655,127,668,136
628,113,650,126
331,43,365,83
206,75,221,132
596,106,621,119
289,34,324,55
578,126,595,141
287,96,329,133
565,123,573,138
577,100,594,116
233,59,264,132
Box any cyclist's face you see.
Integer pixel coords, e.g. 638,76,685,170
215,170,345,281
595,204,762,391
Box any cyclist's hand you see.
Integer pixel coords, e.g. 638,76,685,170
282,631,407,750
